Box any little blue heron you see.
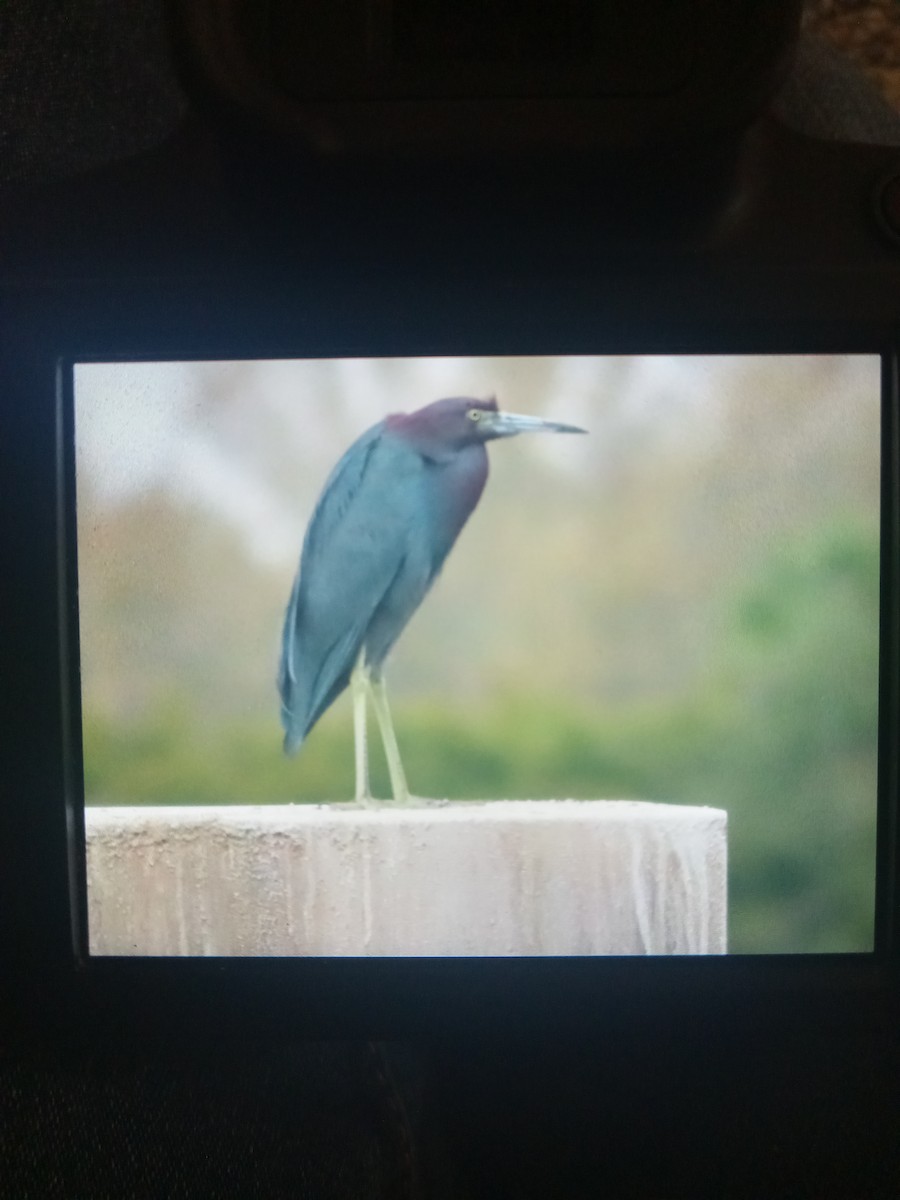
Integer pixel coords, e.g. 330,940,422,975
279,395,586,803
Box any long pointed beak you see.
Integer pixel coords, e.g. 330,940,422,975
481,410,587,438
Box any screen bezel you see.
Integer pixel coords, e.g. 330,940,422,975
3,285,898,1041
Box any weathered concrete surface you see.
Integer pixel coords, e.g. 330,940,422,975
85,801,727,956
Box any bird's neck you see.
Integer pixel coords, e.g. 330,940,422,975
427,442,489,551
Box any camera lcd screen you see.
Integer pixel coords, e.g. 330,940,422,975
73,354,881,957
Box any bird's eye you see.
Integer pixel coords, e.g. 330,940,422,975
467,409,482,422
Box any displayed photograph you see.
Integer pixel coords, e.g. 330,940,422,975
74,355,881,957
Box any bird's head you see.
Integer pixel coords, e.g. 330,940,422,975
391,396,586,456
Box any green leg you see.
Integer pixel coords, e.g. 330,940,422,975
369,673,411,805
350,652,372,806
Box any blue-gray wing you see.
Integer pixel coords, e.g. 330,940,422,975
278,425,426,752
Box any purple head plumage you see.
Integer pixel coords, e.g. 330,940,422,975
387,395,585,457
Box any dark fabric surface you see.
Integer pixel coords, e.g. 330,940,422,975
0,1,186,187
0,1040,430,1199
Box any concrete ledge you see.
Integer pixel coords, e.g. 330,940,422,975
85,801,727,956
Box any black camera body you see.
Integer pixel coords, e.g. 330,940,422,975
1,1,898,1044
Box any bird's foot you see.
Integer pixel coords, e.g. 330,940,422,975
381,793,450,808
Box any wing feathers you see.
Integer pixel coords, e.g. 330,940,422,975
279,427,422,749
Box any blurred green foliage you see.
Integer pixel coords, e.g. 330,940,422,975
83,518,879,954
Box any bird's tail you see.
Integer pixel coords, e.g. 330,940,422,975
281,700,305,756
282,722,304,756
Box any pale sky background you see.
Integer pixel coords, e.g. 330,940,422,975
74,353,878,564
